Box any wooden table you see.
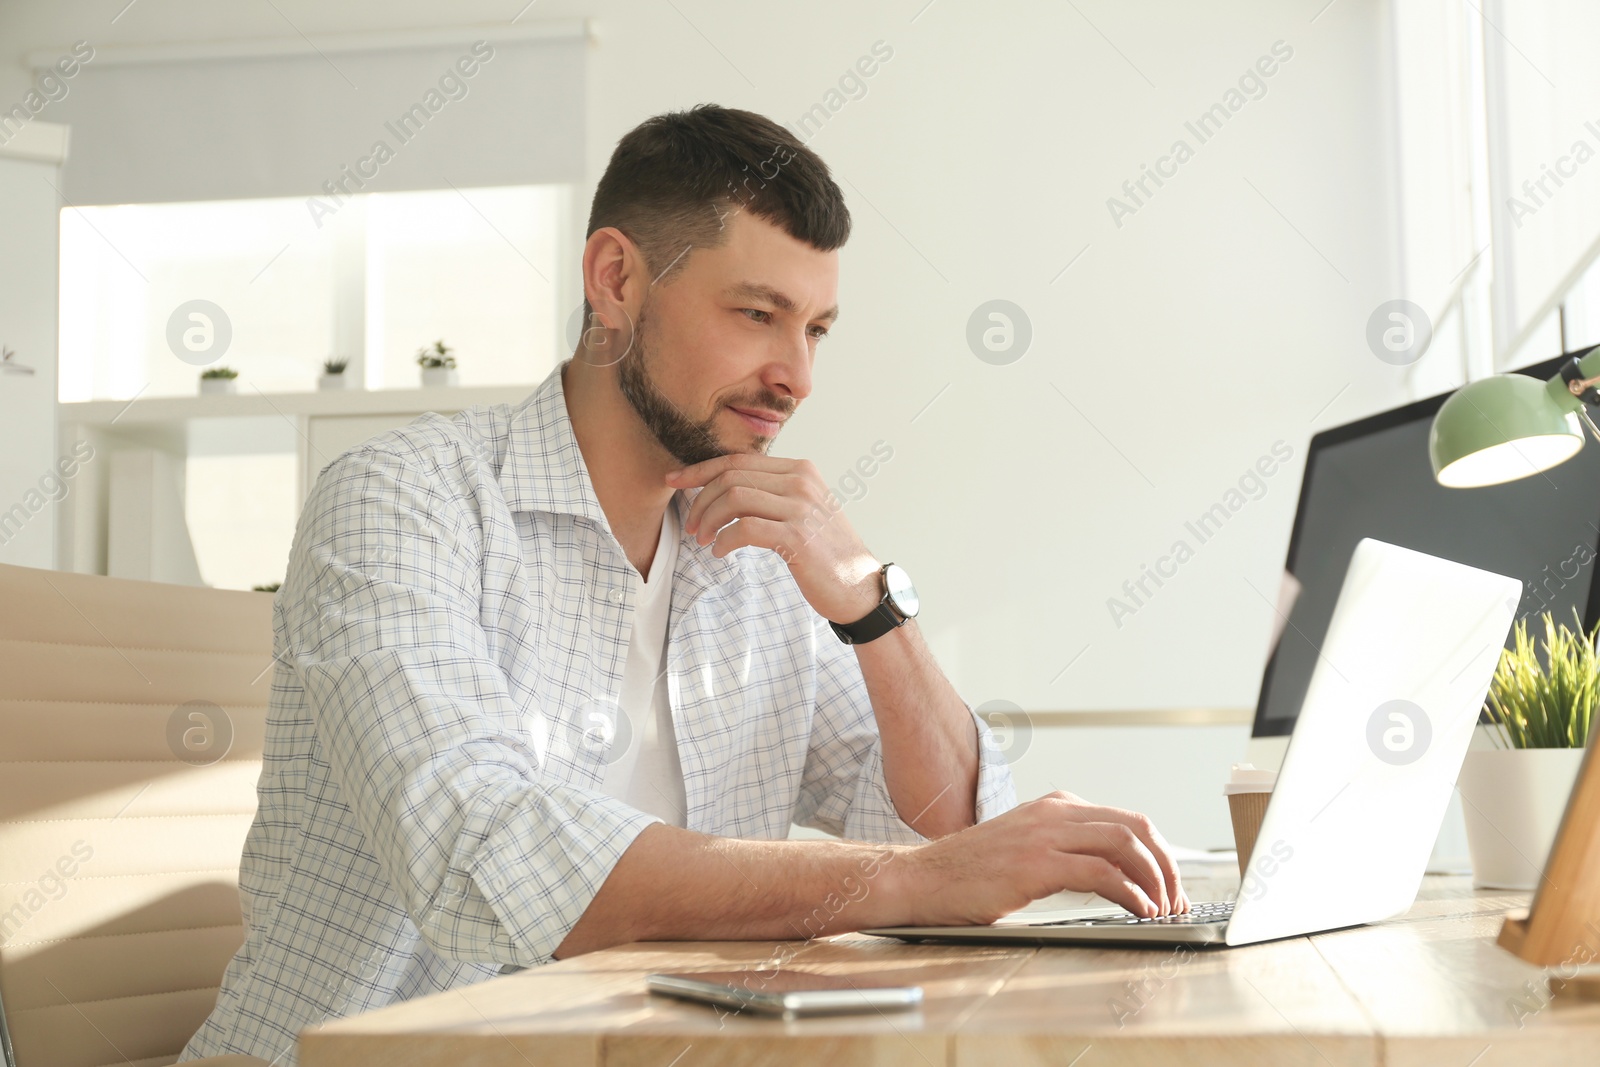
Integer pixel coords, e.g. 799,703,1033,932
299,875,1600,1066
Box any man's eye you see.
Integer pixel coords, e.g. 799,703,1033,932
740,308,770,323
808,325,830,340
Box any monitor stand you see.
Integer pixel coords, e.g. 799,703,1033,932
1242,734,1289,773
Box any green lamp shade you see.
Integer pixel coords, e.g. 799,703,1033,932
1429,373,1584,488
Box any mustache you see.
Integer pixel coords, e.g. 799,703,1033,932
726,395,795,417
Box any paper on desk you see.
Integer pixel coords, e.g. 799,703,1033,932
1169,843,1238,880
1168,843,1237,864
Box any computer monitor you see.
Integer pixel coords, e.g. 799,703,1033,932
1249,348,1600,755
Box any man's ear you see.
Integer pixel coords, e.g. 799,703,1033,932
581,226,645,331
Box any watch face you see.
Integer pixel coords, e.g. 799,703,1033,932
883,564,919,617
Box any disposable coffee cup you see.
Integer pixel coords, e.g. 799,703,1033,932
1223,764,1277,879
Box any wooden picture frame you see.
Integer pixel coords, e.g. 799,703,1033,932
1497,735,1600,966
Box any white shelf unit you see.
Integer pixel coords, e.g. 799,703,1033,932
62,384,535,424
57,384,535,584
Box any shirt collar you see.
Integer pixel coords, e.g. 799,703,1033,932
498,358,749,604
498,359,610,528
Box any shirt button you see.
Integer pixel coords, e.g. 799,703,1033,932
609,587,625,604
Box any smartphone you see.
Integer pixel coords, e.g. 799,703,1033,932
645,969,923,1019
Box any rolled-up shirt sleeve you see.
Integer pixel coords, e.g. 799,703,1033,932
791,615,1017,843
285,445,659,968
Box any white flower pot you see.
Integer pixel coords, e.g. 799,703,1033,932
317,373,348,390
420,366,458,387
199,377,237,395
1456,748,1585,889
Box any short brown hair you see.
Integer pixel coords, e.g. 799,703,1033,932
583,104,851,315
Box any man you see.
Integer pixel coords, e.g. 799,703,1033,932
182,104,1186,1064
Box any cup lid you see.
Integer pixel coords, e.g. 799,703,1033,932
1223,762,1277,794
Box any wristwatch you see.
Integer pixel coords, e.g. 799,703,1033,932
830,562,919,645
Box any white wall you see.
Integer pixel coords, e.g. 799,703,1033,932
0,145,62,569
0,0,1426,850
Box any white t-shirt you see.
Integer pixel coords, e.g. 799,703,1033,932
598,502,687,827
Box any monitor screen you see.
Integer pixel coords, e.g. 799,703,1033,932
1253,351,1600,737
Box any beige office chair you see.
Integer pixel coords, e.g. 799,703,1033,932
0,562,275,1067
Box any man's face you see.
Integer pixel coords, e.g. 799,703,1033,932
613,209,839,468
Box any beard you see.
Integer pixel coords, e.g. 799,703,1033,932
613,298,782,468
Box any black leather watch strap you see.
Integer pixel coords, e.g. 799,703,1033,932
829,565,911,645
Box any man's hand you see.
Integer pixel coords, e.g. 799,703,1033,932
891,790,1191,924
666,455,880,624
555,792,1187,958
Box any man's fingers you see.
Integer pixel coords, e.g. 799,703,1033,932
1056,854,1158,918
1052,801,1184,914
1056,822,1167,915
688,484,799,547
1053,812,1169,914
681,469,793,535
1142,827,1184,915
1167,860,1187,912
702,515,789,559
681,470,806,534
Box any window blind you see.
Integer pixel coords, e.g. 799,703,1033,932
32,22,587,206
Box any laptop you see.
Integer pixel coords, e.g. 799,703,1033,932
863,538,1520,948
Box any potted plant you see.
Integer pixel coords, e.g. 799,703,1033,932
199,366,239,395
416,339,458,387
319,357,350,390
1456,608,1595,889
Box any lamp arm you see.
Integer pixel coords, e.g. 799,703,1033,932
1580,407,1600,446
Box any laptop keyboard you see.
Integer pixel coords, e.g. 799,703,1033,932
1035,900,1235,927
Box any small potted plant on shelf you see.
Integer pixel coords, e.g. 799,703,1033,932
199,366,239,395
1456,608,1595,889
319,357,350,391
416,339,458,387
252,581,281,593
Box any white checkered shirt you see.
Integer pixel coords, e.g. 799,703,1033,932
181,359,1016,1064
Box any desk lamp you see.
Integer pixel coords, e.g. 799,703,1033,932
1429,345,1600,487
1430,346,1600,969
